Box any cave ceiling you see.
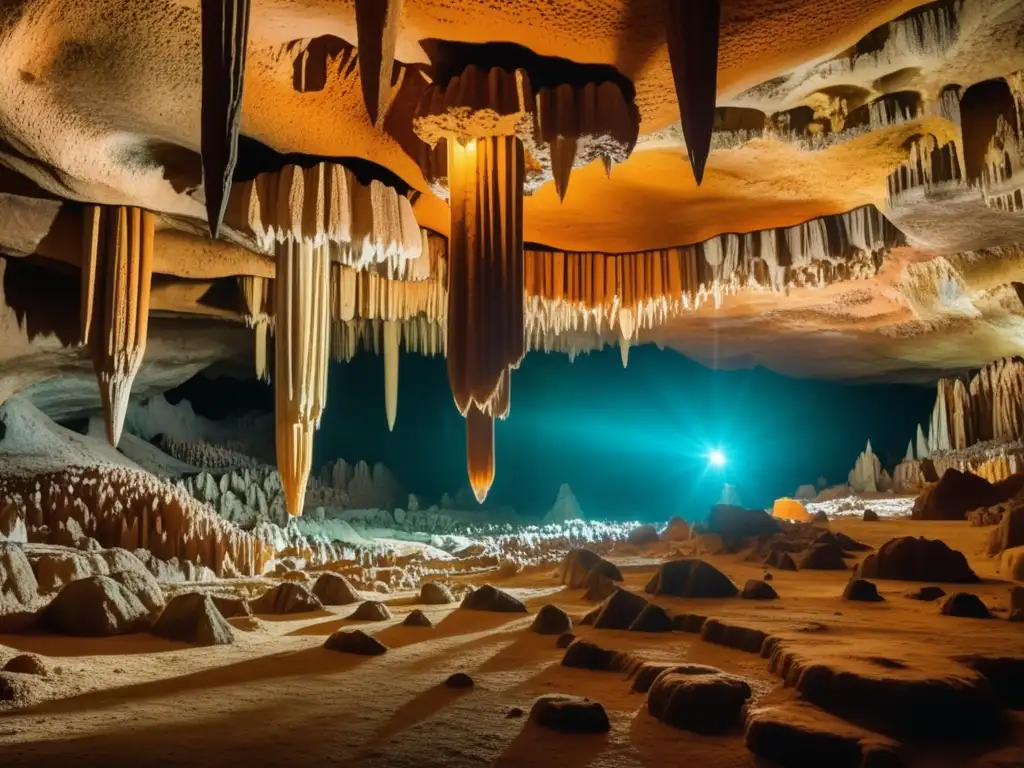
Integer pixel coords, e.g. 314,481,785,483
1,0,1024,387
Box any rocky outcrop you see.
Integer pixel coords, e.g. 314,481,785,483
528,694,611,733
913,469,1024,520
0,542,37,608
346,600,392,622
847,441,892,493
153,593,235,646
940,592,991,619
648,666,752,734
250,582,323,614
559,548,622,589
530,604,572,635
460,585,526,613
312,573,361,605
644,559,738,598
705,505,781,550
544,484,584,524
856,537,979,583
593,589,649,630
43,575,151,636
324,629,388,655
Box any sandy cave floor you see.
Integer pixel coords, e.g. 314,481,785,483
1,518,1023,767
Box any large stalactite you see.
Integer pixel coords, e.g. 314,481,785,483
200,0,251,238
237,275,273,382
446,136,525,502
664,0,721,186
80,206,155,448
354,0,404,127
274,241,331,517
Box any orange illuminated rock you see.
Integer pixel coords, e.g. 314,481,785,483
772,498,811,522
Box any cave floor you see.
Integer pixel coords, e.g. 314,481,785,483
1,519,1023,767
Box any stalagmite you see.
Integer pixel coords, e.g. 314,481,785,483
200,0,250,239
354,0,404,127
275,241,331,517
905,440,914,463
81,205,155,447
238,275,272,382
916,424,930,460
465,403,495,504
664,0,720,185
383,320,399,430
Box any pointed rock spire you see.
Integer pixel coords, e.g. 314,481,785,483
551,135,577,201
200,0,251,239
905,439,914,462
664,0,720,185
383,320,399,431
355,0,404,127
466,404,495,504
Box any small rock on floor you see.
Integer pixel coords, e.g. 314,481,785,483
530,604,572,635
402,609,433,627
347,600,393,622
906,585,947,601
529,694,610,733
843,579,884,603
940,592,991,619
741,579,778,600
445,672,474,689
324,629,388,655
1,654,47,676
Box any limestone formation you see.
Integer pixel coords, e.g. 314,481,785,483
664,0,720,185
237,276,273,382
312,573,361,605
354,0,404,127
153,593,235,646
250,582,323,614
847,441,892,493
43,575,150,637
81,206,155,447
0,542,37,608
200,0,250,238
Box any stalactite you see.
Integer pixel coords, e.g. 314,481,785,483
81,205,155,447
354,0,404,127
274,241,331,517
383,320,399,431
237,275,273,382
465,403,495,504
200,0,250,239
664,0,720,185
885,134,964,206
226,162,423,273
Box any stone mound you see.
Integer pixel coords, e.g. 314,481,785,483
855,537,978,583
581,570,618,601
529,694,610,733
796,542,847,570
913,469,1024,521
905,585,946,601
110,569,165,616
347,600,392,622
530,604,572,635
2,654,48,676
403,609,433,627
939,592,991,619
561,640,639,674
706,505,782,550
627,524,660,546
43,575,149,636
419,582,456,605
741,579,778,600
460,585,527,613
312,573,361,605
559,549,622,589
647,666,752,734
250,582,323,614
0,542,37,607
644,558,738,598
593,588,648,629
152,593,234,646
444,672,474,689
324,629,388,655
843,579,884,603
627,604,673,633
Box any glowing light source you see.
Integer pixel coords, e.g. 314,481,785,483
707,448,726,468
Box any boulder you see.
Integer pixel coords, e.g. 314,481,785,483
460,585,527,613
403,609,433,627
250,582,323,614
706,505,781,550
0,542,37,607
647,667,752,734
661,516,691,541
627,524,660,546
152,593,234,646
419,582,456,605
561,640,639,673
905,585,946,602
529,694,611,733
346,600,392,622
741,579,777,600
855,537,978,583
558,549,622,589
644,558,738,598
43,575,149,636
324,629,388,655
913,469,1024,521
592,589,649,630
796,543,847,570
842,579,884,603
444,672,474,689
627,604,673,632
109,570,165,616
530,604,572,635
863,509,879,522
312,573,361,605
940,593,991,619
2,654,48,676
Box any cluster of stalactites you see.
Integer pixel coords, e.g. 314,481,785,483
412,65,639,198
237,275,273,382
226,162,423,275
330,316,446,362
274,241,331,517
80,205,156,448
980,72,1024,213
886,133,964,205
328,258,446,326
910,358,1024,456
